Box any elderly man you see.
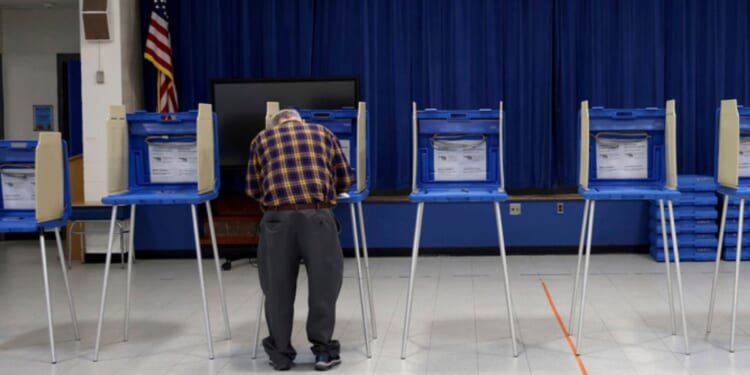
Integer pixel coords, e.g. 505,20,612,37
246,109,353,371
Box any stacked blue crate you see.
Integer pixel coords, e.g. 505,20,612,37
721,196,750,260
649,175,718,261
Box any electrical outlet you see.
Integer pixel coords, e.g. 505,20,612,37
509,203,521,216
556,202,564,215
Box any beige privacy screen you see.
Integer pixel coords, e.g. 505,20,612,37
266,101,280,129
356,102,367,192
665,100,677,190
579,101,590,190
718,99,740,188
197,103,216,193
35,132,64,223
107,105,129,194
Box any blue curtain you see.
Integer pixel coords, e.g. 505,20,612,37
664,0,750,176
555,0,750,183
554,0,667,185
140,0,750,190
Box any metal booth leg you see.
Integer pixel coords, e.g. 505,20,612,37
357,201,378,339
205,201,232,340
707,194,729,334
251,294,265,359
66,222,76,270
575,201,596,355
569,199,591,334
39,229,56,364
55,227,80,341
123,205,136,341
401,202,424,359
494,202,518,357
667,200,690,355
117,221,125,269
350,203,372,358
659,199,677,335
190,204,215,359
93,206,120,362
730,198,745,353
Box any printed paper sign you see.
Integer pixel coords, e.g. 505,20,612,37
1,169,35,209
339,139,352,164
433,140,487,181
148,142,198,183
596,137,648,179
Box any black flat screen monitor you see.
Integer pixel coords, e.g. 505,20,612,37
211,78,359,168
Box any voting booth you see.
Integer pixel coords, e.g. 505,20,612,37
401,102,518,359
93,104,231,361
254,102,375,358
706,99,750,352
0,133,79,364
572,100,689,355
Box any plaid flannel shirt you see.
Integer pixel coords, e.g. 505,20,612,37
246,121,354,207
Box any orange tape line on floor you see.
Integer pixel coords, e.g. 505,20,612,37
540,278,588,375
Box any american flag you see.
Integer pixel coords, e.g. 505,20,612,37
144,0,178,113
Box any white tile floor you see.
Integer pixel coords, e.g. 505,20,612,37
3,240,750,374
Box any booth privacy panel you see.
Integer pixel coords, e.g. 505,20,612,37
718,99,740,188
197,103,215,194
101,105,220,204
578,101,675,190
356,102,367,192
124,107,218,190
665,100,677,190
412,105,504,191
107,105,129,194
579,101,590,190
35,132,64,223
265,101,280,129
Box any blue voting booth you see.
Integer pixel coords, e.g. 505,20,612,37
253,102,375,359
706,99,750,352
571,100,689,355
0,133,79,364
93,104,230,361
401,103,518,359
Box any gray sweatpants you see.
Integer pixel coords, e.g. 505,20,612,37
257,208,343,364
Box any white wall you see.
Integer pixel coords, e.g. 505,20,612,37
78,0,141,253
1,7,80,139
80,0,142,202
120,0,142,112
80,1,122,202
68,0,141,252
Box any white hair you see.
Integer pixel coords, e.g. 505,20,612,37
271,109,302,126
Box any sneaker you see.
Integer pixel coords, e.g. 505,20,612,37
314,354,341,371
269,360,293,371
